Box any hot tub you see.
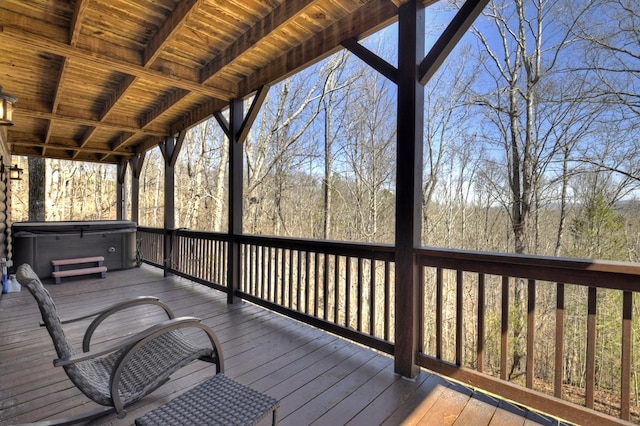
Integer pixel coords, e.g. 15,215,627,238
12,220,137,278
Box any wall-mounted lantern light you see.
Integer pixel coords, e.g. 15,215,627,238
0,86,17,126
8,164,23,180
0,156,23,181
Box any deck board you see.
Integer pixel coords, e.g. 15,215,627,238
0,265,561,425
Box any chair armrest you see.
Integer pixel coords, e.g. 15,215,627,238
54,316,202,367
50,296,173,325
81,297,176,352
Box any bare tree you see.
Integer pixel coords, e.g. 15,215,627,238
339,62,396,243
175,119,228,231
28,157,45,221
471,0,581,380
566,0,640,186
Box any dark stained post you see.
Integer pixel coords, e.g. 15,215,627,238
116,162,125,220
163,136,176,277
129,155,141,225
228,98,244,304
394,0,424,378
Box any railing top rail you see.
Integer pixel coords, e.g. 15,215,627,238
238,234,395,261
417,246,640,292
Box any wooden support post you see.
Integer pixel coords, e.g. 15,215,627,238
394,0,424,379
129,154,144,225
163,136,176,277
131,171,140,225
228,98,243,304
116,162,125,220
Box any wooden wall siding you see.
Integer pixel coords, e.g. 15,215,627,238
0,177,6,263
0,0,439,165
0,130,8,262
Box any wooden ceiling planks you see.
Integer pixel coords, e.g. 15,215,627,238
0,0,441,164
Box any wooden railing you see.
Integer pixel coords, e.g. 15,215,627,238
236,235,395,354
416,248,640,425
136,226,639,424
137,227,164,268
171,229,229,292
138,227,229,292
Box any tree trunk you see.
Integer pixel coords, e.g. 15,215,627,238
28,157,45,221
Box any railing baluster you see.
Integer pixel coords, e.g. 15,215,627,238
324,253,330,321
621,290,632,420
216,240,221,285
305,251,310,314
345,256,351,328
418,265,424,352
245,244,250,294
296,250,302,311
334,255,340,324
223,239,228,288
526,279,535,389
501,275,509,381
262,246,268,300
477,273,485,373
384,261,390,342
220,239,224,283
370,259,376,336
436,267,443,360
288,249,294,309
213,239,217,283
554,282,565,399
314,252,320,317
196,238,202,278
456,270,463,366
203,239,209,281
265,246,273,301
586,286,597,409
191,237,194,274
198,237,203,278
178,236,184,272
357,257,364,332
274,249,286,306
254,245,259,296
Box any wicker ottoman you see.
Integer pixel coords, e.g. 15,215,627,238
135,374,279,426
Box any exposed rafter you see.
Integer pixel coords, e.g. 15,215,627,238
0,0,444,164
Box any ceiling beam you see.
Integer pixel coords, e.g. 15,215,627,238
237,0,398,96
16,106,170,138
70,0,89,46
200,0,317,83
140,88,191,129
145,0,206,67
11,140,134,157
45,0,89,157
0,25,235,101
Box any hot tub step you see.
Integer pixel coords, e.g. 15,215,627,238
51,257,107,284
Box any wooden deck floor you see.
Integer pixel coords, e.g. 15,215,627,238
0,265,564,425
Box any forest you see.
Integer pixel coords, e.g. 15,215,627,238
10,0,640,419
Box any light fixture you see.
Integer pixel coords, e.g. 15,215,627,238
8,164,23,180
0,156,23,181
0,86,17,126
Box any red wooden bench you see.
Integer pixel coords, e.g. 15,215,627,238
51,256,107,284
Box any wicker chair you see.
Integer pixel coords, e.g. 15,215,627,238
16,263,224,425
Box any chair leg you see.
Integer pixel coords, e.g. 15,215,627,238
17,406,116,426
